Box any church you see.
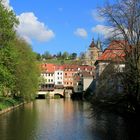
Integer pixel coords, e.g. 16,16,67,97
84,38,102,66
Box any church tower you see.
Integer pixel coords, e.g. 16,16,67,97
84,37,102,66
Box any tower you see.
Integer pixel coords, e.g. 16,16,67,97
84,37,102,66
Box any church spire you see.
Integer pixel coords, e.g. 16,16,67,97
96,37,102,51
89,37,96,48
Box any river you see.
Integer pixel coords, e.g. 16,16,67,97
0,99,139,140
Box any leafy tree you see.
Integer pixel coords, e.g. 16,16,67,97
0,1,18,96
42,51,52,59
13,38,40,101
70,53,77,60
0,0,18,47
62,51,69,59
57,52,62,59
0,1,39,101
36,53,42,61
0,44,18,96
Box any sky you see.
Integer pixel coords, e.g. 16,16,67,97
2,0,113,55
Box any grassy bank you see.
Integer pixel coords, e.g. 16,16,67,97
0,97,23,111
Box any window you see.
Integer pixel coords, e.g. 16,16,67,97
58,82,62,85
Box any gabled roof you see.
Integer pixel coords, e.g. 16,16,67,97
97,40,127,62
41,63,55,73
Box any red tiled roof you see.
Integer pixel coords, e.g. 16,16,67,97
41,64,95,73
63,64,79,71
79,65,95,71
55,65,64,71
81,71,93,77
98,40,127,62
41,63,55,73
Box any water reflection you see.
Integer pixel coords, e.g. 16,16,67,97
0,99,139,140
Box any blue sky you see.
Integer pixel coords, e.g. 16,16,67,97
3,0,113,55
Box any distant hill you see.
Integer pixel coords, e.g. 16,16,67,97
40,58,83,65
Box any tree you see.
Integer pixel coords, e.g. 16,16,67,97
0,1,18,96
36,53,42,61
42,51,52,59
0,1,39,101
56,52,62,59
99,0,140,113
62,51,69,59
70,53,77,60
0,0,18,47
13,38,40,101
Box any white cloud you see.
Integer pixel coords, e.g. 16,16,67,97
74,28,87,38
92,25,115,38
16,12,55,43
91,9,105,22
1,0,13,10
92,25,126,39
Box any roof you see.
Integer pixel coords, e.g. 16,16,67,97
40,63,95,73
81,71,93,77
97,40,127,62
55,65,64,71
41,63,55,73
89,38,96,48
63,64,79,71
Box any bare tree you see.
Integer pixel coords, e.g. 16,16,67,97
100,0,140,113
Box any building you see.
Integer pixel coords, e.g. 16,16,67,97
94,40,127,96
84,38,102,66
39,62,95,99
73,65,94,93
40,63,55,91
54,65,64,88
63,65,77,88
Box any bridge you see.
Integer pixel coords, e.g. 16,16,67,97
37,89,72,99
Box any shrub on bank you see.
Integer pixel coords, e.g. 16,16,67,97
0,97,23,111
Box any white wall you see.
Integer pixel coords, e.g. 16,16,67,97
54,70,64,85
83,77,93,91
41,72,55,84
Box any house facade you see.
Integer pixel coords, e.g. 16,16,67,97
40,63,95,94
94,40,126,96
54,65,64,88
40,64,55,91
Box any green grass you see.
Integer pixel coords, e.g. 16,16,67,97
41,58,81,65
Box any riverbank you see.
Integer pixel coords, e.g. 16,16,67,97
0,97,25,115
90,96,140,118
